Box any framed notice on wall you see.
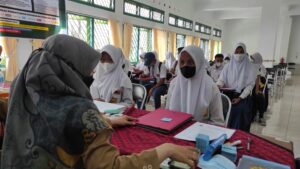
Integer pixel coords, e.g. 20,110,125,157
0,0,66,39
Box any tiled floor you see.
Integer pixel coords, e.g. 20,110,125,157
251,67,300,158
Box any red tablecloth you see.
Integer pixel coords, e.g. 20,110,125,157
111,108,296,168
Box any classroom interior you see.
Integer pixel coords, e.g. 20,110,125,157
1,0,300,168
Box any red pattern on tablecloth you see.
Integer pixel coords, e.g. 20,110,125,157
111,108,295,169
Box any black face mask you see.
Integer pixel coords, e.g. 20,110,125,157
180,66,196,78
82,76,94,88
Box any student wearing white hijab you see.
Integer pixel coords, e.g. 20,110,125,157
250,52,267,125
90,45,133,106
166,46,224,126
165,52,175,71
217,43,256,131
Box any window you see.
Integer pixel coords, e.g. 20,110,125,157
213,28,222,37
169,16,176,25
169,14,193,31
130,26,152,63
200,39,210,60
176,34,186,49
195,22,211,35
71,0,115,11
124,0,164,23
67,14,90,44
94,19,110,49
67,13,110,49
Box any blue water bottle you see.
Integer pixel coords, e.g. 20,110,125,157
202,134,227,161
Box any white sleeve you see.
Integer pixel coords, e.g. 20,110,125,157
160,64,167,79
90,84,100,99
208,85,225,126
239,84,254,99
166,79,176,109
143,66,150,75
216,65,226,87
120,87,133,107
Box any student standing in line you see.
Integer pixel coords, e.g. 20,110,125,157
217,43,256,132
166,45,224,126
1,34,199,169
90,45,133,107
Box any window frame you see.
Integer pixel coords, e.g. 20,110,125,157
195,22,212,35
66,12,110,48
176,33,186,49
124,0,165,24
70,0,115,11
213,28,222,37
168,14,193,31
129,25,153,64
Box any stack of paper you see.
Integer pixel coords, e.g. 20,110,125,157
174,122,235,141
93,100,126,116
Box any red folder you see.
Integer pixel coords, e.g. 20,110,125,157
136,109,193,134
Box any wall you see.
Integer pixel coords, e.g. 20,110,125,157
287,16,300,63
222,18,261,55
11,0,224,70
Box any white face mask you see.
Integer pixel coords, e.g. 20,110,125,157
102,63,114,73
233,54,246,62
216,62,222,67
224,60,229,64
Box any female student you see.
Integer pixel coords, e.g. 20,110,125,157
1,35,199,169
165,52,175,71
90,45,133,106
250,52,267,125
217,43,256,131
166,45,224,126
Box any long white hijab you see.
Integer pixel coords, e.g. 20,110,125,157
219,43,256,93
90,45,132,101
168,46,218,120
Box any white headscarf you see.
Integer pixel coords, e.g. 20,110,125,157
90,45,132,101
251,52,267,77
165,52,175,70
219,43,256,93
168,46,219,121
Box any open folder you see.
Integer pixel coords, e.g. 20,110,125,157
174,122,235,141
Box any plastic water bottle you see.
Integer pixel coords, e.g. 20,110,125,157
202,134,227,161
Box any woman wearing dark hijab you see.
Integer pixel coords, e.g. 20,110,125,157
1,35,199,169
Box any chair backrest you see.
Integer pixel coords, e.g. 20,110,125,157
132,83,147,109
221,93,232,127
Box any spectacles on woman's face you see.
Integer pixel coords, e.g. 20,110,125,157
179,51,196,68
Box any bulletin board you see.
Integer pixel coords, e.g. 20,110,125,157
0,0,66,39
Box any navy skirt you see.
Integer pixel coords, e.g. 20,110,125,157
228,96,252,132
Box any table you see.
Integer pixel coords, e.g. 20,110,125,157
111,107,296,168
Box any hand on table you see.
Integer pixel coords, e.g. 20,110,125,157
156,143,200,169
110,115,137,127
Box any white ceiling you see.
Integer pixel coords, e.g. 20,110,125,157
192,0,300,20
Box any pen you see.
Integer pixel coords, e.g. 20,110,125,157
247,138,252,151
